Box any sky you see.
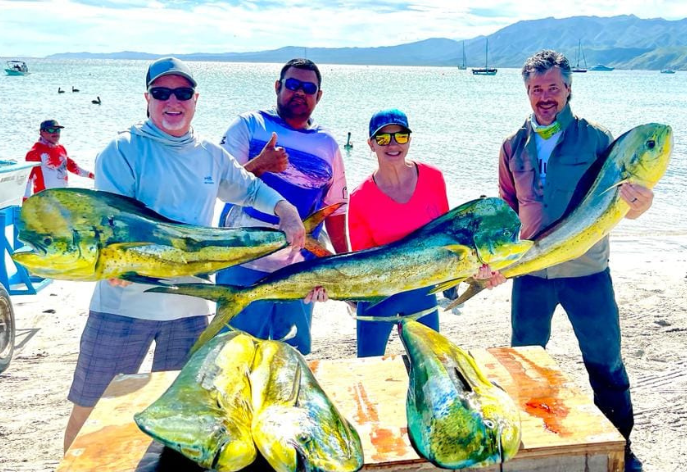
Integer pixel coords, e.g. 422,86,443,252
2,0,687,57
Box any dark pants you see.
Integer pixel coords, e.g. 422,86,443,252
357,286,439,358
511,269,634,440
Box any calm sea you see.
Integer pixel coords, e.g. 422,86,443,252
1,59,685,238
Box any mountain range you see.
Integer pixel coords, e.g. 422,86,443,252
48,15,687,70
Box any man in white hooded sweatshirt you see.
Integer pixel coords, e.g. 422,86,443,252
63,57,305,452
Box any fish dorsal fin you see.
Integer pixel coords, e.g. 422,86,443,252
287,362,302,408
302,202,345,232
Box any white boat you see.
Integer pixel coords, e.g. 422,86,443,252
572,40,588,73
0,160,37,208
472,38,497,76
4,61,29,76
457,41,467,70
660,69,676,74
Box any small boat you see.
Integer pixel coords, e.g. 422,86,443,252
660,69,676,74
4,60,29,76
472,38,497,76
572,40,588,73
590,64,614,71
0,160,38,208
457,41,467,70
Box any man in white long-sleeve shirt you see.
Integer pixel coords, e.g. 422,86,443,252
63,57,304,453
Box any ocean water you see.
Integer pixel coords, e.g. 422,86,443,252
1,59,686,238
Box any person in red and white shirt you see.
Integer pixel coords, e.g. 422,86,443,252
24,119,94,199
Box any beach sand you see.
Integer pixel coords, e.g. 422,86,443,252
0,236,685,471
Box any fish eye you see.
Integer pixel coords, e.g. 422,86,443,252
43,237,52,245
484,420,495,429
646,139,656,149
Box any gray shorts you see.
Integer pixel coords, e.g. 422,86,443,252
68,311,208,407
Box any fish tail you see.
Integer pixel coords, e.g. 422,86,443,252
145,283,252,353
444,280,487,310
302,202,346,257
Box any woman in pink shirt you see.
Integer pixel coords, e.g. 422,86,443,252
347,109,451,357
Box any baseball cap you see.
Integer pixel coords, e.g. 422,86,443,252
145,57,197,88
40,119,64,130
368,108,411,137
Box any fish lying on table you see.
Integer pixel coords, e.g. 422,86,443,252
148,197,534,352
12,188,338,281
449,122,673,307
399,319,521,469
250,339,364,472
134,331,257,471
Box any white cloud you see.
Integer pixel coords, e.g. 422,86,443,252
1,0,686,57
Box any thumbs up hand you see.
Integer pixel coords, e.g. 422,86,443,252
245,132,289,177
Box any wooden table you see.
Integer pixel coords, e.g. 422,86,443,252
58,346,625,471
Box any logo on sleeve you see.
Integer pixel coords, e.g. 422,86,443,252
204,175,215,185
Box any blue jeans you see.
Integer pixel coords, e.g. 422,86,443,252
216,265,314,355
357,286,439,358
511,269,634,440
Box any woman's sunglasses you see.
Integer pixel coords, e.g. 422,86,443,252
42,127,62,134
148,87,196,101
281,78,319,95
374,132,410,146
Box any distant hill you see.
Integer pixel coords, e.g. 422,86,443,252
47,15,687,70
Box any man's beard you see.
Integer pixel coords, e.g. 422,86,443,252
277,98,312,121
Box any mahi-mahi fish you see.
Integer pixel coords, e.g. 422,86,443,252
148,197,534,351
11,188,339,281
250,339,364,472
449,122,673,307
399,319,521,469
134,331,257,471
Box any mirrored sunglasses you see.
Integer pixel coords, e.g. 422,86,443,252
42,127,62,133
282,78,318,95
148,87,195,101
374,132,410,146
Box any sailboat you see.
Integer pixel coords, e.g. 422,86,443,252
472,38,497,75
457,41,467,70
572,40,587,73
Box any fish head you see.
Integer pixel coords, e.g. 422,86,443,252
469,198,533,268
253,398,363,472
478,406,522,464
12,189,108,279
616,123,672,188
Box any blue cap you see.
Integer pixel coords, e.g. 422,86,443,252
146,57,197,88
40,119,64,130
368,108,411,137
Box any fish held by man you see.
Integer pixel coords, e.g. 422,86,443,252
11,188,338,281
449,123,673,308
399,319,521,469
134,331,257,471
148,197,534,351
250,339,364,472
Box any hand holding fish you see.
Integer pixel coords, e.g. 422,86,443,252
620,183,654,219
274,200,305,251
108,278,132,287
474,264,506,289
304,286,328,304
245,132,289,176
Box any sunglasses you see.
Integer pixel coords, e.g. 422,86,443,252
282,78,319,95
374,132,410,146
148,87,196,101
42,127,62,133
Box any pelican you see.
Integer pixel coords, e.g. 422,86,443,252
91,96,101,105
58,88,65,94
72,86,80,92
343,131,353,150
